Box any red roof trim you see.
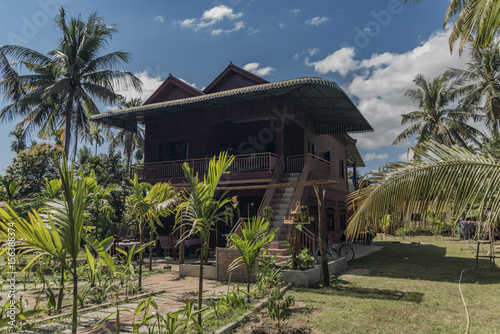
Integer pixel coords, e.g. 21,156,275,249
144,74,203,105
203,63,269,94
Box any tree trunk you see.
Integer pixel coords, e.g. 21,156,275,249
148,228,153,271
179,225,185,264
198,250,204,326
138,228,143,289
314,185,329,286
57,263,64,312
64,99,72,158
71,260,78,334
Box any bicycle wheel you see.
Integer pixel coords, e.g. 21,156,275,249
328,247,340,259
339,244,355,262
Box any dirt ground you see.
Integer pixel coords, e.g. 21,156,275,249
234,302,321,334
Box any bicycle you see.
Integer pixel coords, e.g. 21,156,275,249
315,235,355,262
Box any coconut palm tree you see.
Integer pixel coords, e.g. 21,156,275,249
127,175,177,287
0,7,142,158
346,141,500,238
392,73,482,147
175,151,234,325
407,0,500,54
448,44,500,131
110,97,144,174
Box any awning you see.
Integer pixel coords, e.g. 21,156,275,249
90,77,373,134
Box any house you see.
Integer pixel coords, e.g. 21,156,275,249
91,63,373,246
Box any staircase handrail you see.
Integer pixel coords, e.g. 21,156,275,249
287,154,313,217
257,155,284,217
301,226,315,256
227,217,248,246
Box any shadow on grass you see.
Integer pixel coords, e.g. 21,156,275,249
294,282,424,304
349,241,500,284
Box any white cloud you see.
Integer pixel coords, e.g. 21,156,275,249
398,152,412,162
305,47,359,77
211,21,245,35
364,152,389,162
305,16,329,26
293,53,299,61
178,77,198,89
279,22,285,29
289,9,302,17
113,71,163,103
154,16,164,23
247,27,260,35
243,62,276,77
307,47,320,56
307,29,469,150
177,5,244,35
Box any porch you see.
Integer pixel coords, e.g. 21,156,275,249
130,152,331,184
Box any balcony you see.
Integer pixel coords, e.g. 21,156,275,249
286,154,331,176
131,152,281,181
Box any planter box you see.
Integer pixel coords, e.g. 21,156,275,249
179,264,217,280
282,257,347,287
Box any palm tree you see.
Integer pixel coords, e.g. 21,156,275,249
8,128,26,153
0,7,142,158
228,216,277,295
346,141,500,238
175,152,234,325
127,175,176,287
448,44,500,131
110,97,144,174
407,0,500,54
392,73,482,147
0,155,115,334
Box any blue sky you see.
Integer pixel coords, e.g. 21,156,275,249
0,0,469,174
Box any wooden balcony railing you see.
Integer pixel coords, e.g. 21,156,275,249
131,152,280,180
257,155,284,216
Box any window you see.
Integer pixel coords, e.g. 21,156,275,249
339,160,345,178
324,151,330,162
340,213,347,230
327,213,335,231
159,141,189,161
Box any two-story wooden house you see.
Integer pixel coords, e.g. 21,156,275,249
91,63,373,246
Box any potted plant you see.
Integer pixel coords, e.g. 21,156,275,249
263,206,274,222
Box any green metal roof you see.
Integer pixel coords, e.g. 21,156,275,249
90,77,373,134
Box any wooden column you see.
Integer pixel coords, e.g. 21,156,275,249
179,225,185,264
353,163,358,190
313,184,329,286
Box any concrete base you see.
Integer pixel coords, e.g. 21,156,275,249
179,263,217,280
282,257,347,287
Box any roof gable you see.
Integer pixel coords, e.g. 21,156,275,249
203,62,269,94
144,74,203,105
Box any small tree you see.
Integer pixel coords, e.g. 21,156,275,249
229,216,277,295
175,151,234,326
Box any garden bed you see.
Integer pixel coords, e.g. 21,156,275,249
282,257,347,287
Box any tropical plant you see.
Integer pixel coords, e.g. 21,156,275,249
175,151,234,326
266,279,295,330
8,128,26,153
110,97,144,174
448,44,500,131
407,0,500,54
392,73,481,148
262,206,274,222
228,216,277,295
0,7,142,158
346,141,500,239
295,249,316,270
0,155,115,334
4,143,62,198
127,175,176,286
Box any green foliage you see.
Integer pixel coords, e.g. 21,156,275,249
347,141,500,238
295,249,316,270
262,206,274,222
4,143,62,198
266,280,295,329
229,216,277,295
298,206,309,222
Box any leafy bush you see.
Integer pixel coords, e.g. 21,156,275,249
295,249,316,270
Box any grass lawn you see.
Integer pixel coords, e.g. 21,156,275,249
287,236,499,334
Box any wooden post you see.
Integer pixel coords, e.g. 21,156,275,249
353,163,357,190
313,184,329,286
179,224,185,264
